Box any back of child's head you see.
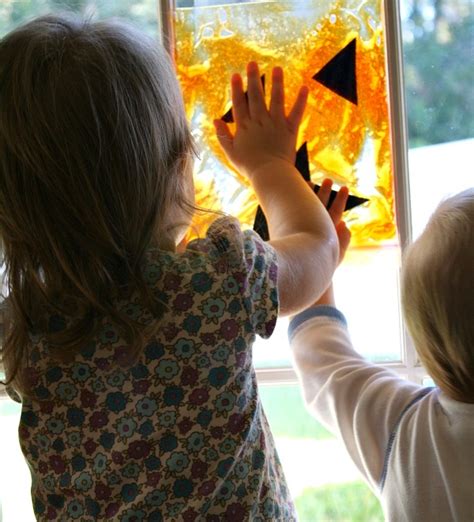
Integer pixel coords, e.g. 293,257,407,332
0,14,194,393
401,188,474,403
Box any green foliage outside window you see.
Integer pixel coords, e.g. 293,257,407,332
295,482,384,522
403,3,474,146
0,0,159,38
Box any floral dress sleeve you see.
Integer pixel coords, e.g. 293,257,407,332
186,216,279,338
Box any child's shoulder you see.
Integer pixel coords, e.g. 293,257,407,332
187,216,246,257
143,216,279,339
143,217,278,329
184,216,276,271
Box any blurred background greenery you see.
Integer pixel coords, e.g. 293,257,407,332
401,1,473,146
259,384,333,440
0,0,160,37
295,483,384,522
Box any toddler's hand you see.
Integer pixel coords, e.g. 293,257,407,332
306,179,351,308
316,179,351,264
214,62,308,180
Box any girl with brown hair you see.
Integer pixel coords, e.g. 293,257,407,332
0,14,338,520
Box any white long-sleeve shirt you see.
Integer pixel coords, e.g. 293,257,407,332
289,306,474,522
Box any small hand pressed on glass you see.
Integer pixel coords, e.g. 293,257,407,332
317,178,351,263
214,62,309,179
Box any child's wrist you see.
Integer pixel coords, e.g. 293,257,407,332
244,157,296,183
313,284,336,307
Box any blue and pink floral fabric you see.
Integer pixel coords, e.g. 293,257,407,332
12,217,296,521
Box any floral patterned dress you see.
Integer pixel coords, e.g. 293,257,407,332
9,217,297,521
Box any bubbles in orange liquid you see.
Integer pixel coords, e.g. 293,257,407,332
175,0,396,246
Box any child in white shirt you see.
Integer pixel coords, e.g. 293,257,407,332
289,183,474,521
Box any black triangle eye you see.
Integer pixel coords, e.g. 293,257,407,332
313,38,358,105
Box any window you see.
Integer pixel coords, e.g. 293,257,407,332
0,397,36,521
0,1,472,520
259,384,385,520
174,0,405,381
401,0,473,240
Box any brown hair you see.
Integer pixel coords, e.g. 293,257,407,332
0,14,195,396
402,188,474,403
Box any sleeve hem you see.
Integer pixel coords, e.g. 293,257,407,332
288,306,347,342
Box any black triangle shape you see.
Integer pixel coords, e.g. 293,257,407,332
295,142,310,181
313,185,368,210
253,140,369,241
253,142,309,241
222,75,266,123
313,38,358,105
253,205,270,241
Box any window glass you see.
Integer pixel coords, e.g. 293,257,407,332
175,0,397,247
0,1,160,38
259,384,384,521
401,0,473,238
253,243,402,368
0,399,35,521
174,0,404,366
422,376,435,387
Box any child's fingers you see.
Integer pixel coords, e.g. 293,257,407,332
246,62,267,120
231,73,249,125
213,119,234,156
336,220,352,261
287,85,308,132
329,185,349,224
269,66,285,119
317,178,333,208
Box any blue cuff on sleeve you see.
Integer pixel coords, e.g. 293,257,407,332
288,306,347,342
